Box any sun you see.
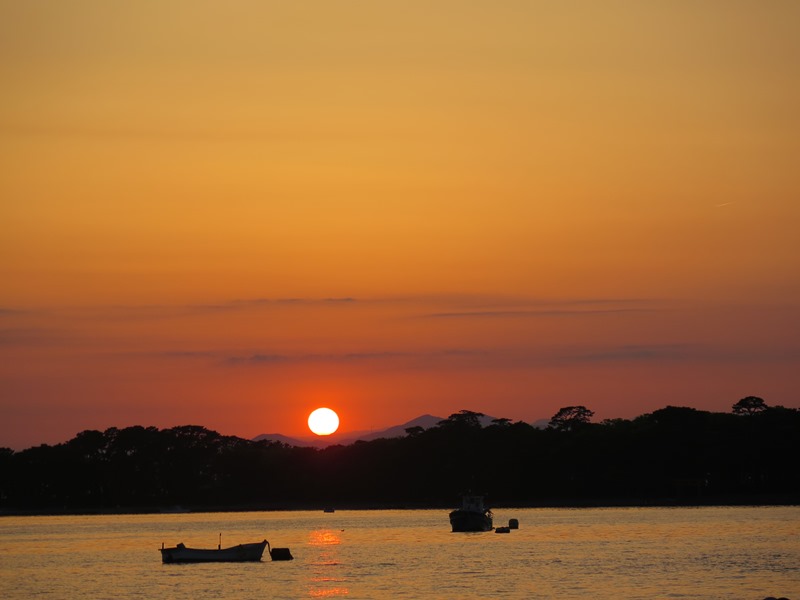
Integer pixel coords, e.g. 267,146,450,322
308,407,340,436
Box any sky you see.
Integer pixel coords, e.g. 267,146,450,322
1,1,798,450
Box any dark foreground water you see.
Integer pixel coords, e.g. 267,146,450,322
1,506,797,599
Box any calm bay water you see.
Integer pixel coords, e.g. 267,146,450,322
1,506,797,599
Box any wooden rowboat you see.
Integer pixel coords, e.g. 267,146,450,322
160,533,293,563
160,539,268,563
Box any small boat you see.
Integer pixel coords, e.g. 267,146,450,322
449,494,493,532
160,539,267,563
160,536,285,563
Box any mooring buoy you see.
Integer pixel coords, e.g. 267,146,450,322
270,547,293,561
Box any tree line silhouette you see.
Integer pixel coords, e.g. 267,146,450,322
1,397,797,513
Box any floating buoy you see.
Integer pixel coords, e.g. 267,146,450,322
508,518,519,529
269,547,293,561
266,540,293,561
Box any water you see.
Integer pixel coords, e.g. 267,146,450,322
1,507,798,599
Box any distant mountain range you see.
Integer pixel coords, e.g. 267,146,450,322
253,414,444,447
253,413,549,447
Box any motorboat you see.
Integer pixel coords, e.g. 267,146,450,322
449,494,493,532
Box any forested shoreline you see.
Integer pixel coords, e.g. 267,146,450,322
1,399,798,514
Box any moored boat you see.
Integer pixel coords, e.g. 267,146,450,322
160,539,268,563
449,494,493,532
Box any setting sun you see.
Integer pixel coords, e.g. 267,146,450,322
308,408,340,436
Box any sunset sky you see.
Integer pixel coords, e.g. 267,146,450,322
1,1,798,450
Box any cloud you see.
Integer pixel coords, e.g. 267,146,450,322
43,297,364,322
220,348,489,367
230,297,358,307
557,344,696,363
6,294,661,324
146,339,799,371
0,327,68,346
156,350,221,359
416,297,665,319
546,343,800,366
228,353,290,364
424,307,655,319
125,294,656,320
228,350,420,365
222,344,697,369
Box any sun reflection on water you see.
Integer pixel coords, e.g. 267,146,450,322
308,529,348,597
308,585,350,598
309,530,342,547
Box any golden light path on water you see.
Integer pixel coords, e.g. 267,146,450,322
1,507,798,599
307,529,347,598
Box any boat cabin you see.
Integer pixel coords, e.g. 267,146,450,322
460,495,486,512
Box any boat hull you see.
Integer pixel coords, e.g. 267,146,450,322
449,509,493,532
160,540,267,563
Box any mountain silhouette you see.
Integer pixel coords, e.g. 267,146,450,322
250,413,541,447
253,414,446,447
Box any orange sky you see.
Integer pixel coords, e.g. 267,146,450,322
1,1,799,449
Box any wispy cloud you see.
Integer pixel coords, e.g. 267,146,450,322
51,297,363,322
156,350,221,359
226,348,486,366
5,294,663,323
420,297,664,319
424,307,656,319
546,343,800,366
229,297,358,307
143,339,799,370
222,343,695,368
228,353,290,364
0,327,67,346
557,344,696,363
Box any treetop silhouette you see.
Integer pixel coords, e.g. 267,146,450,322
1,399,797,512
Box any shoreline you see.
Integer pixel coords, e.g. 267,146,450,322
2,495,798,517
